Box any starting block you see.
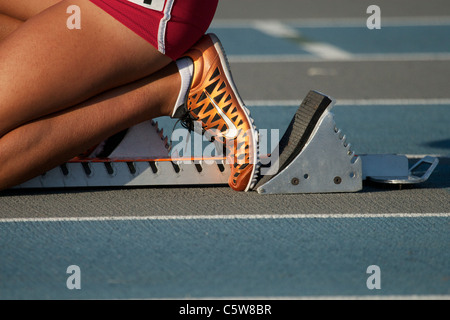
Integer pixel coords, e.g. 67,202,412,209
254,91,439,194
14,91,439,194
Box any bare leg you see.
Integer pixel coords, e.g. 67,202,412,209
0,0,184,189
0,63,180,190
0,0,63,41
0,0,172,137
0,0,62,21
0,14,22,41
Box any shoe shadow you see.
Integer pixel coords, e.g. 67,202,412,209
423,138,450,151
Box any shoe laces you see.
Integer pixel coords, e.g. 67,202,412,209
171,109,194,138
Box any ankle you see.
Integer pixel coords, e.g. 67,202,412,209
171,57,193,118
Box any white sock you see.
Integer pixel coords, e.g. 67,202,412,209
172,57,194,118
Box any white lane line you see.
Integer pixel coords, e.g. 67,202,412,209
337,98,450,106
216,17,450,62
1,213,449,223
161,294,450,300
211,16,450,28
302,43,353,60
251,20,353,60
251,20,299,38
228,53,450,63
246,98,450,107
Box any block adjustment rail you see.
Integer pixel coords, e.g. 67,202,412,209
15,159,230,189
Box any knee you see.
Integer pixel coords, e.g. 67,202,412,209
0,98,28,137
0,0,63,21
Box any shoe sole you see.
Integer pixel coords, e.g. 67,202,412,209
254,90,334,189
209,34,260,192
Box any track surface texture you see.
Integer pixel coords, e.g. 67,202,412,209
0,0,449,300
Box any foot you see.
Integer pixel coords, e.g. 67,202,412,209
176,34,259,191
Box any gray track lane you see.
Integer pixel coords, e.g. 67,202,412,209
0,179,449,219
231,61,450,101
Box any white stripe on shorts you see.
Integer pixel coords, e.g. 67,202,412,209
158,0,175,55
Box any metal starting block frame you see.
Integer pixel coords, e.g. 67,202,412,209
256,111,362,194
17,159,230,189
14,92,439,194
255,111,439,194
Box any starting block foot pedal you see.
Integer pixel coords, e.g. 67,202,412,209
256,90,362,194
255,90,439,194
360,154,439,185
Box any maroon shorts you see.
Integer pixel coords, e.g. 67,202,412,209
89,0,219,60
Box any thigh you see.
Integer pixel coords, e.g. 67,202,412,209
166,0,219,60
0,0,171,135
0,0,62,20
0,13,23,40
89,0,219,60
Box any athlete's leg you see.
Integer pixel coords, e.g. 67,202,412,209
0,0,172,137
0,63,180,191
0,13,22,41
0,0,64,41
0,0,62,20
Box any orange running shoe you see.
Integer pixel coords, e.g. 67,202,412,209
177,34,259,191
